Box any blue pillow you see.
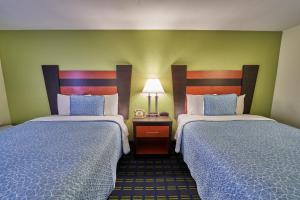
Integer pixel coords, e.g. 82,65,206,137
204,94,237,116
70,95,104,116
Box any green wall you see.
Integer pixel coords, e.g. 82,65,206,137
0,31,281,136
0,59,11,125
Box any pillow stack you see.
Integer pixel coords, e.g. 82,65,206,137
57,93,118,116
186,94,245,116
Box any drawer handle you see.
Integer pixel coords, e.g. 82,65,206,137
145,131,160,134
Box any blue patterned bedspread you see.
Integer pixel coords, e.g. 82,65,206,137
181,120,300,200
0,121,123,200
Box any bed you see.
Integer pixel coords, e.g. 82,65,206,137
172,65,300,200
0,65,132,199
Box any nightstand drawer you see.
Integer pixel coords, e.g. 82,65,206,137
136,126,169,138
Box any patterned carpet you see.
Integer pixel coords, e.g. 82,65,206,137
109,152,201,200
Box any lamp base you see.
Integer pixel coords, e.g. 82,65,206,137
147,112,159,117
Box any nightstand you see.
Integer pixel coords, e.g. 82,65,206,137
133,116,172,156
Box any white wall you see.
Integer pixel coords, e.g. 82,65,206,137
0,59,11,125
271,25,300,128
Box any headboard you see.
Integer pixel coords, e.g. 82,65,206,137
171,65,259,118
42,64,132,119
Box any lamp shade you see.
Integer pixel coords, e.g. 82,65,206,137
142,78,165,94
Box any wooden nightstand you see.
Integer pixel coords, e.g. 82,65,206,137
133,116,172,156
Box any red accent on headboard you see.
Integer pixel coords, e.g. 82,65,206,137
187,70,242,79
60,86,117,95
59,71,116,79
186,86,241,95
59,70,117,96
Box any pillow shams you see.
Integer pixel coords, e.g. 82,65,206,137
236,94,245,115
186,95,204,115
57,94,70,115
104,93,118,116
70,95,104,116
57,93,119,116
204,94,237,116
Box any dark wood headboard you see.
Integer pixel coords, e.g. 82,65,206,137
42,65,132,119
171,65,259,118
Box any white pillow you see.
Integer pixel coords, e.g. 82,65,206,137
236,94,245,115
186,94,204,115
57,93,118,116
104,93,118,116
57,94,70,115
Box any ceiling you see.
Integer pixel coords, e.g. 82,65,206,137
1,0,300,31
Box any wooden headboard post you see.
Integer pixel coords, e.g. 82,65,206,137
171,65,259,118
171,65,187,118
42,64,132,119
42,65,60,115
241,65,259,114
116,65,132,119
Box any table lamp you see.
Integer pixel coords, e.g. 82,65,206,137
142,78,165,117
